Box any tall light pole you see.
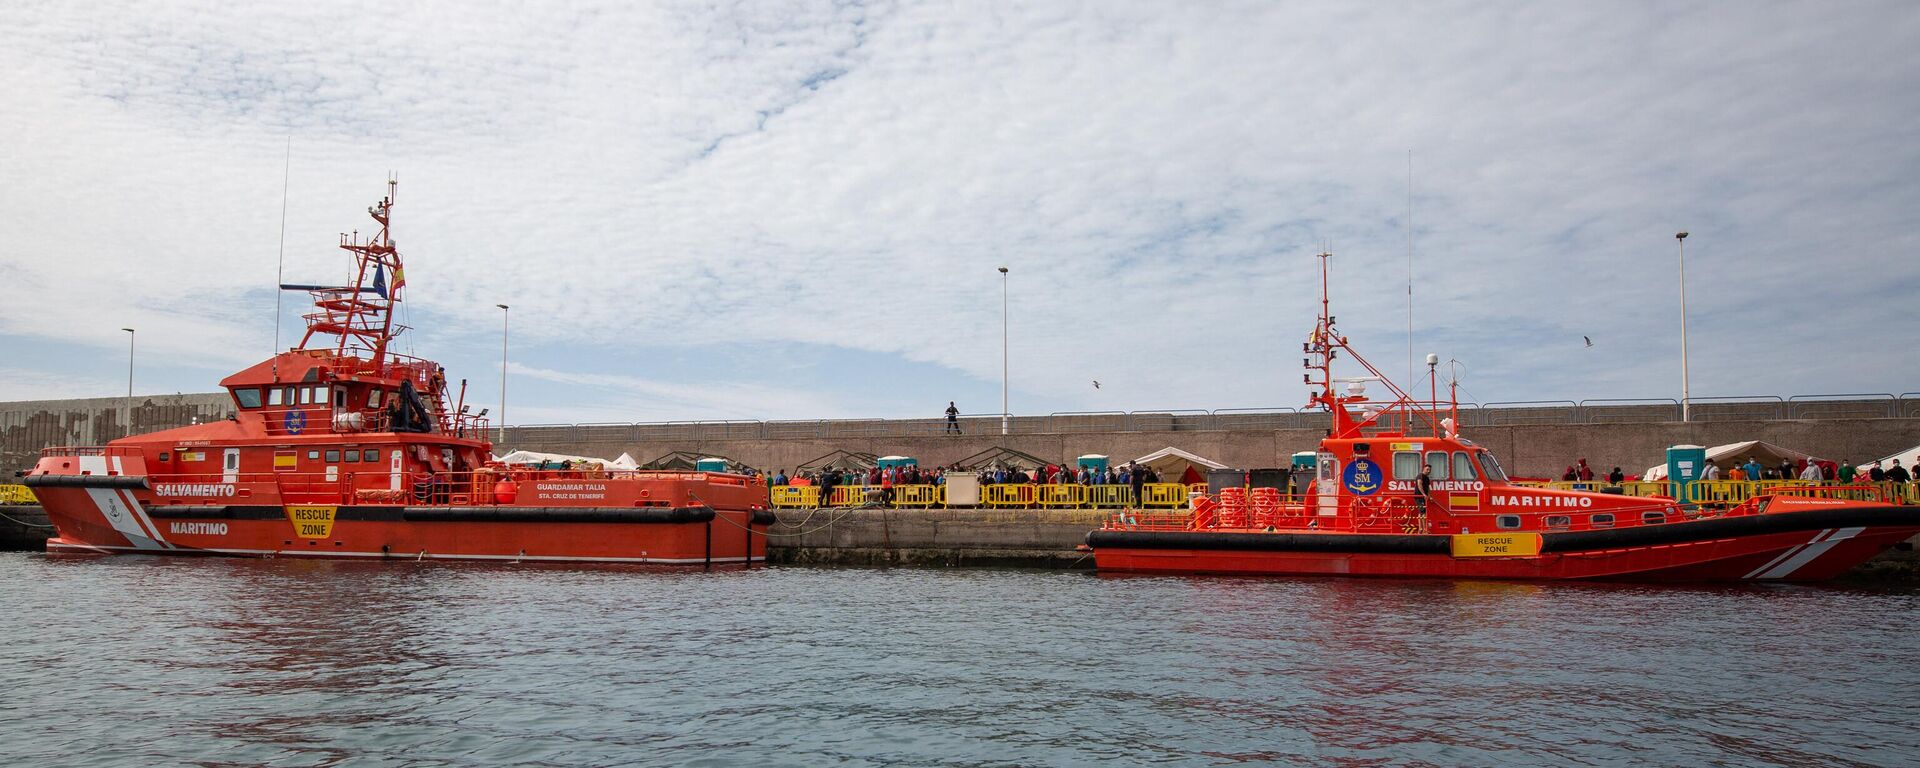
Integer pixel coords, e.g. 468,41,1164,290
1676,231,1691,422
120,327,135,438
998,266,1009,435
497,304,510,445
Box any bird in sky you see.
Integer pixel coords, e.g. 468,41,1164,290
1092,380,1102,389
1583,336,1593,348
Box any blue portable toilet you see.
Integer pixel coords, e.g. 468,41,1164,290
695,457,729,473
877,455,918,469
1077,454,1110,470
1666,445,1708,503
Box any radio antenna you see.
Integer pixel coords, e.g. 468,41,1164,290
271,137,291,376
1406,149,1414,397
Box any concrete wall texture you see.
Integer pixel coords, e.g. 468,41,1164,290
2,392,1917,480
507,418,1920,479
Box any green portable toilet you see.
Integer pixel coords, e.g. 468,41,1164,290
695,457,729,473
877,455,918,469
1666,445,1707,503
1077,454,1110,470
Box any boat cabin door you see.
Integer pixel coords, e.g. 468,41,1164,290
1315,452,1339,517
222,448,240,484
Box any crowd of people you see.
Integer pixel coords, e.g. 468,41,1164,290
769,460,1169,506
1557,455,1917,486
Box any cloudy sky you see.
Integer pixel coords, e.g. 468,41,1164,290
2,1,1916,425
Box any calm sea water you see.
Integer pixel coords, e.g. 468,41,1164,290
0,553,1915,767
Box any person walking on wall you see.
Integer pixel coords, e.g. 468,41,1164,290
945,401,961,434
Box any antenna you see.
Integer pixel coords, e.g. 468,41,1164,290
272,137,291,377
1406,149,1414,395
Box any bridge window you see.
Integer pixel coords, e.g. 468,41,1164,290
1426,451,1451,480
1475,451,1509,483
343,449,360,462
233,388,262,408
325,450,340,463
298,387,312,405
1393,451,1421,480
1453,452,1477,481
1591,513,1615,529
267,388,285,406
367,389,383,408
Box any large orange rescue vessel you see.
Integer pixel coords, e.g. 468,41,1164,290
1088,252,1920,580
26,181,770,565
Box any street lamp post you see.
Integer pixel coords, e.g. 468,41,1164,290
120,327,135,438
998,266,1009,435
1676,231,1691,423
497,304,510,445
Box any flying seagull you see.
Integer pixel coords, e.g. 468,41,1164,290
1583,336,1593,348
1092,380,1101,389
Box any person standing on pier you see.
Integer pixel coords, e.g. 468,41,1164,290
945,402,961,434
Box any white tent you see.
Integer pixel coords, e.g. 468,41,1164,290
609,452,640,471
497,449,613,467
1642,440,1814,481
1128,446,1228,481
1870,443,1920,472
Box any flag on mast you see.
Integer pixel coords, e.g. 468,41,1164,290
371,263,388,299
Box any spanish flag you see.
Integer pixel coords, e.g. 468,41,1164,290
391,263,406,297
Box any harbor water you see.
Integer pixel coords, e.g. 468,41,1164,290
1,553,1915,766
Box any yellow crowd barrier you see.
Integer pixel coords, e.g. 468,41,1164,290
0,484,36,505
982,484,1037,508
1141,483,1191,509
769,485,820,508
830,485,874,506
1037,484,1085,508
894,484,944,507
1087,485,1134,508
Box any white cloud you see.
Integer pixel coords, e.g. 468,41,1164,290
2,1,1916,418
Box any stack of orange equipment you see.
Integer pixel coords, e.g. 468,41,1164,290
1218,487,1249,528
1249,487,1282,528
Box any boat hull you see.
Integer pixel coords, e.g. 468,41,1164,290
1088,506,1920,581
34,485,770,565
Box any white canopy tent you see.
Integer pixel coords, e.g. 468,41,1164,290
609,452,640,471
497,449,614,467
1127,446,1228,482
1642,440,1814,481
1870,443,1920,472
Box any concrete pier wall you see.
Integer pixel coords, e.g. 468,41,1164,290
511,418,1920,480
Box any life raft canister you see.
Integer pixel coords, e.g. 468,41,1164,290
494,478,519,505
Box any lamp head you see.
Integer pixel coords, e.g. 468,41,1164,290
1676,231,1688,240
997,266,1008,274
121,327,134,333
496,304,509,310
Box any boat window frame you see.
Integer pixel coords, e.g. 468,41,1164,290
1642,511,1666,525
367,389,383,409
1426,451,1451,481
233,388,262,409
1317,452,1338,482
325,449,341,463
1544,514,1572,529
1392,451,1422,480
1590,513,1616,529
343,449,360,463
266,388,284,407
298,387,312,405
1495,514,1522,529
307,450,320,460
1453,452,1477,481
1474,450,1509,483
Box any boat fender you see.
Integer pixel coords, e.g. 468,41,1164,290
493,478,519,505
750,509,777,525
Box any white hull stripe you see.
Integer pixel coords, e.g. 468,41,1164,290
1753,526,1865,580
1743,528,1831,579
77,455,171,550
47,542,764,565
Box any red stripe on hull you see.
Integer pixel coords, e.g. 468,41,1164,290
1092,526,1920,581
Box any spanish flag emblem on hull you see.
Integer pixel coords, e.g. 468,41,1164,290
1448,493,1481,512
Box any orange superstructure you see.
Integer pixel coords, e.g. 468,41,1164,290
26,181,768,565
1088,252,1919,581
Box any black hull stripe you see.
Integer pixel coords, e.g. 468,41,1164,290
1086,507,1920,554
141,505,722,525
24,474,149,490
